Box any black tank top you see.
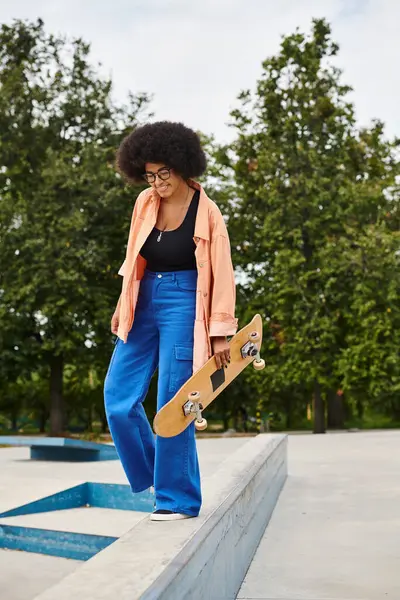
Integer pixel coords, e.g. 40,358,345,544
140,189,200,272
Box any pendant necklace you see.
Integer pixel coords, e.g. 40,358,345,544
157,186,191,243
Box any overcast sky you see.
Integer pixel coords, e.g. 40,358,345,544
0,0,398,143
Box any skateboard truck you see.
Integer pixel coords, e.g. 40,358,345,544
183,391,207,431
242,331,266,370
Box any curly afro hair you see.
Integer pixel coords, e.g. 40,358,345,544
116,121,207,184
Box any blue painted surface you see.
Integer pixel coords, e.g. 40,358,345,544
88,483,154,512
0,436,118,461
0,436,113,449
30,446,116,461
0,482,153,518
0,484,87,518
0,482,153,560
0,524,116,561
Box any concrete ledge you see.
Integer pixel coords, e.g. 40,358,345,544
34,434,287,600
0,436,117,461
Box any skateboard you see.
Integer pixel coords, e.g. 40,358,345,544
153,314,265,438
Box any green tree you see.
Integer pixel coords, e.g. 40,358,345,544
218,19,399,432
0,19,149,434
336,226,400,419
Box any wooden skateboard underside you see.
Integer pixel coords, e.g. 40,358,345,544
153,314,263,438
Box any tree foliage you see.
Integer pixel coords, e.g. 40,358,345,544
1,18,399,436
219,18,400,432
0,19,149,434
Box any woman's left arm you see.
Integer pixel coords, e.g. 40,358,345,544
209,209,238,368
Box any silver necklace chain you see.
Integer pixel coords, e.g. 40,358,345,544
156,185,191,243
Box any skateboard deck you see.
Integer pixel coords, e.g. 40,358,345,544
153,314,264,438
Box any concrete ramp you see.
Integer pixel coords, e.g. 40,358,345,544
33,434,287,600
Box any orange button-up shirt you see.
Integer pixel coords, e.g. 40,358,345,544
117,180,238,373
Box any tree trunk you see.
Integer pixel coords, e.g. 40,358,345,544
356,398,364,420
327,391,344,429
39,408,48,433
233,412,239,431
390,399,400,422
284,396,293,429
313,379,325,434
101,413,109,434
49,353,65,436
10,411,18,432
223,415,230,431
86,404,93,432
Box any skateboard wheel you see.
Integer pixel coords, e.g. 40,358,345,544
195,418,207,431
253,358,265,370
188,391,201,401
249,331,260,342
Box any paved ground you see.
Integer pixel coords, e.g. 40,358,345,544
237,430,400,600
3,431,399,600
0,437,248,600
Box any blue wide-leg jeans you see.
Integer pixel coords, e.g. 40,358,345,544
104,269,201,516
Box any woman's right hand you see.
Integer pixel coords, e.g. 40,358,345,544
111,308,120,335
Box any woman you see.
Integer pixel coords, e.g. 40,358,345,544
104,121,238,521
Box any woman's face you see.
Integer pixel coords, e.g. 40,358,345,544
144,163,185,199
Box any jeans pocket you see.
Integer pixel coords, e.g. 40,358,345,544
168,343,194,393
174,272,198,292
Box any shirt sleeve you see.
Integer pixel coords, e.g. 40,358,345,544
209,210,238,337
117,191,145,277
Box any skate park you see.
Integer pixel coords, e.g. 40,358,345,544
2,429,400,600
1,2,400,600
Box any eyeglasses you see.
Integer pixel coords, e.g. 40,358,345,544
143,167,172,184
